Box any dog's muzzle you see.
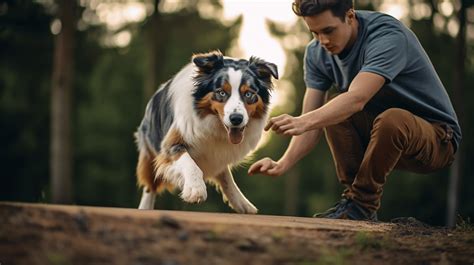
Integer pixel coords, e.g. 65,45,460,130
224,113,247,145
229,113,244,126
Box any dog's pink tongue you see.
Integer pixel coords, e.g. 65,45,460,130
228,128,244,144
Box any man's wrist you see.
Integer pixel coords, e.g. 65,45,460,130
277,158,292,172
302,110,319,131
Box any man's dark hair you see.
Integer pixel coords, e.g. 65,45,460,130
292,0,354,20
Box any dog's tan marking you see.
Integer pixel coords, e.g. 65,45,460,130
152,128,187,192
195,92,214,118
210,99,225,121
241,84,266,119
195,91,227,122
136,148,158,192
222,81,232,94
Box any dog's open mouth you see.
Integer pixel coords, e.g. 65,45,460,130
225,126,245,144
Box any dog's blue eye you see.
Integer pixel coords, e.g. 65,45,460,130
218,90,227,97
245,91,253,98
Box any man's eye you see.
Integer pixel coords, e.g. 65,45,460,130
323,28,334,34
244,91,253,98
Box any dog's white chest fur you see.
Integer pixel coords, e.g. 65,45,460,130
188,119,265,178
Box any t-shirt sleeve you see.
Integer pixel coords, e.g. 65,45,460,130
303,44,332,91
360,30,407,83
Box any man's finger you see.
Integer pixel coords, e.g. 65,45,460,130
280,124,293,131
275,127,285,135
264,120,273,131
271,123,281,132
248,163,262,174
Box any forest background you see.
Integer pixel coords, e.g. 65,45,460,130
1,0,473,226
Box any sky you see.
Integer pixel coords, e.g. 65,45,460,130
221,0,297,76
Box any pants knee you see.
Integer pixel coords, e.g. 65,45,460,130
372,108,413,144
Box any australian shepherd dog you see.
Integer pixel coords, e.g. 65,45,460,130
135,50,278,214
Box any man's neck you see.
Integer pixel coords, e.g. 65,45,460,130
339,16,359,58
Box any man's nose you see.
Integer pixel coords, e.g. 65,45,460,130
319,34,329,45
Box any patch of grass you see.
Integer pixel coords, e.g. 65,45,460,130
297,247,353,265
46,252,71,265
202,230,220,242
354,232,388,251
271,231,285,243
455,215,473,231
314,248,354,265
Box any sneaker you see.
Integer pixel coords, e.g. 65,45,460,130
313,198,350,218
313,198,378,221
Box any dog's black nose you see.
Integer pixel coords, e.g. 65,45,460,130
229,113,244,126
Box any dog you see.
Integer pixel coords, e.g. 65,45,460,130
135,50,278,213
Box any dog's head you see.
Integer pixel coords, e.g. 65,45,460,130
192,50,278,144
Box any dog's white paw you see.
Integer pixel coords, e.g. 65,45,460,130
230,199,258,214
181,179,207,203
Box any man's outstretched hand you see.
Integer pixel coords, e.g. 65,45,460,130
264,114,308,136
248,157,287,177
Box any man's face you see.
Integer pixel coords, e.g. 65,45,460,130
303,9,355,55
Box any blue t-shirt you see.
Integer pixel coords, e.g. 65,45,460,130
304,10,461,150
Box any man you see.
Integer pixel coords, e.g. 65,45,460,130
248,0,461,221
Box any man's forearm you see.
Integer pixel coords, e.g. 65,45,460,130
279,128,322,169
304,91,364,130
303,72,385,131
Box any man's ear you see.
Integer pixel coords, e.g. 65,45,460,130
347,9,355,24
192,50,224,73
249,56,279,80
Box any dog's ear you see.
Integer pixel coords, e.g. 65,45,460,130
249,56,279,80
192,50,224,74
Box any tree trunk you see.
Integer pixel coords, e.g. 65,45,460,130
446,0,466,228
144,0,161,99
50,0,76,204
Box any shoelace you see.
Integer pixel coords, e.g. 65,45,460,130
330,198,349,210
332,199,351,214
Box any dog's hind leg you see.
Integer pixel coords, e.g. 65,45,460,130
139,188,156,210
136,149,156,210
214,167,258,214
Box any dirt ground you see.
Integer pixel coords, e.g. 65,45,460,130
0,202,473,265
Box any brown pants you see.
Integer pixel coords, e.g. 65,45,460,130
325,108,455,212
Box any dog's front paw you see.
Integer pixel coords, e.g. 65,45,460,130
181,179,207,203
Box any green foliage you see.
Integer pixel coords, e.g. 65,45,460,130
456,215,473,231
0,0,53,202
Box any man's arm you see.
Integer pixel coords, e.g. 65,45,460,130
248,88,326,176
267,72,385,135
